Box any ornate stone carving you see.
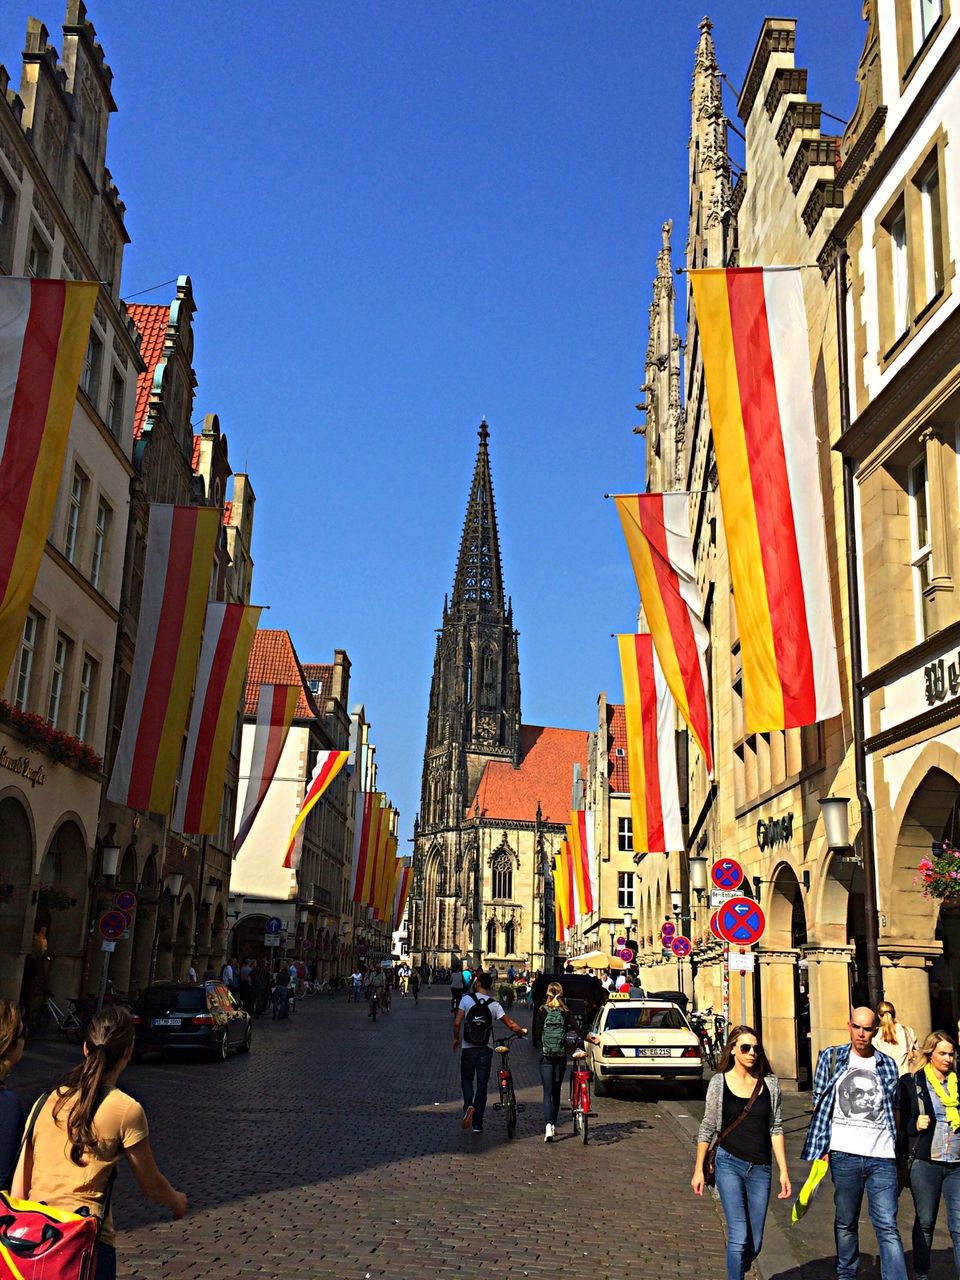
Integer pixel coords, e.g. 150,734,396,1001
0,129,23,182
31,190,54,236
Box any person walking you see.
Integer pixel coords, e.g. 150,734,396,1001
0,1000,26,1189
692,1026,790,1280
12,1006,186,1280
801,1006,906,1280
900,1030,960,1280
350,968,362,1003
450,965,465,1014
452,971,527,1133
410,969,421,1004
533,982,599,1142
873,1000,918,1077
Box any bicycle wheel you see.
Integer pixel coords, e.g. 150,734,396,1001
504,1079,517,1139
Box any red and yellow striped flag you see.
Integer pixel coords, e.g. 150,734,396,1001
349,791,378,904
618,634,684,853
172,604,262,835
108,505,220,814
554,841,574,940
568,809,597,917
233,684,300,854
374,815,398,921
0,279,98,682
282,749,350,868
393,859,412,931
358,792,385,904
690,267,841,731
614,493,712,775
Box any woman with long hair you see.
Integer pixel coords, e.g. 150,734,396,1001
12,1005,187,1280
873,1000,918,1076
0,1001,25,1189
533,981,598,1143
901,1030,960,1280
692,1025,791,1280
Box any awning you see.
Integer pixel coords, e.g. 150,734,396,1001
567,950,627,971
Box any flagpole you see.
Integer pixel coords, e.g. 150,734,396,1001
603,491,715,498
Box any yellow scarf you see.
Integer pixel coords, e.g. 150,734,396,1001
925,1064,960,1131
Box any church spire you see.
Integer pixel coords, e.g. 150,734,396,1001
450,419,505,619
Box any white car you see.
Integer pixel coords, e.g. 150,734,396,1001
585,995,704,1098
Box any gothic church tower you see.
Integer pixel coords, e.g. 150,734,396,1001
410,422,521,963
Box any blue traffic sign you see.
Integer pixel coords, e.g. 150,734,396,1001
265,917,283,935
671,935,692,958
711,859,744,891
716,897,766,946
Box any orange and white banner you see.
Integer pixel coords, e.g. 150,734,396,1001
282,748,349,869
690,267,841,730
615,493,712,775
172,603,261,836
234,684,300,855
568,810,597,918
393,859,412,931
0,279,98,682
108,505,220,814
618,633,684,853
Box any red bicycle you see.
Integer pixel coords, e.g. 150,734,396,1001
569,1048,593,1144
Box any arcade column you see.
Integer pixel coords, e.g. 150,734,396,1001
758,949,800,1088
804,945,854,1064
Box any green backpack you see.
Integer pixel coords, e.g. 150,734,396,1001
541,1007,567,1055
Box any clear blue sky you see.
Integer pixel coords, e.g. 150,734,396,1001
2,2,866,838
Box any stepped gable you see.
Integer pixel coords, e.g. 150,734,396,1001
468,725,588,824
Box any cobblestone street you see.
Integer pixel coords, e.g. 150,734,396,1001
44,988,729,1279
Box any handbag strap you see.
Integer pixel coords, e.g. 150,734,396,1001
16,1088,117,1230
713,1073,764,1148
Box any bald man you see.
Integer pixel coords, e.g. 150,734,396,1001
802,1007,905,1280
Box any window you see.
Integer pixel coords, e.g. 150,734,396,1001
81,332,103,403
90,499,111,590
107,370,125,438
492,852,513,900
910,453,934,638
915,0,942,45
75,655,96,741
0,172,15,272
14,611,39,711
617,816,634,852
917,155,945,304
486,919,497,955
64,467,87,565
47,632,72,728
26,231,50,279
617,871,635,910
889,200,910,341
504,921,515,954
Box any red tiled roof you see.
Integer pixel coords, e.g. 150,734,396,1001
127,303,168,440
244,630,320,720
608,703,630,793
302,663,333,707
222,500,233,526
191,434,202,473
468,725,589,825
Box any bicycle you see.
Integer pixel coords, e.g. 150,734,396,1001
492,1033,524,1139
569,1048,593,1144
35,994,86,1042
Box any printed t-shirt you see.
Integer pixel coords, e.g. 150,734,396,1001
24,1086,149,1245
830,1052,895,1158
458,993,505,1051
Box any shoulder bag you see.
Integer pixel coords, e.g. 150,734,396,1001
898,1075,928,1193
703,1075,764,1188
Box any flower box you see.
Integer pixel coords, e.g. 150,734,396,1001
0,700,103,776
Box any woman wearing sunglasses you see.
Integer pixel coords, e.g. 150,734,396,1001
692,1025,791,1280
0,1001,25,1190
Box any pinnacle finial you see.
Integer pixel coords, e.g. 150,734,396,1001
478,417,489,445
699,15,713,34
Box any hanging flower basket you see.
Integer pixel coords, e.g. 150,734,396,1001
916,843,960,899
0,700,102,776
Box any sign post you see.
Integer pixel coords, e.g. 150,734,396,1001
722,944,730,1032
740,950,747,1025
97,910,127,1012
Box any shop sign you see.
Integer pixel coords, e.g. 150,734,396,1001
925,652,960,706
757,813,794,851
0,746,45,788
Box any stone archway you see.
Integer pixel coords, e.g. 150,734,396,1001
0,795,34,1003
761,864,811,1088
36,819,90,1002
130,853,160,995
174,892,195,981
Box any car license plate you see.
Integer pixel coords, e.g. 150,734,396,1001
151,1018,180,1027
634,1047,671,1057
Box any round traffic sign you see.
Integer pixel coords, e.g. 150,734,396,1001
618,947,635,962
265,917,283,935
660,921,676,939
716,896,766,946
301,938,314,949
615,935,626,948
709,910,725,941
671,935,692,958
99,910,127,941
115,890,137,913
711,859,744,891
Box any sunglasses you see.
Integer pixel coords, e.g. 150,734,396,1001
738,1044,759,1053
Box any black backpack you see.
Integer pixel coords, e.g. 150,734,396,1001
463,994,494,1046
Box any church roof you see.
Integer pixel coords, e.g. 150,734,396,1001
468,724,589,824
450,419,505,619
607,703,630,793
244,629,321,721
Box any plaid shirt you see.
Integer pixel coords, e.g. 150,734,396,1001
801,1043,900,1162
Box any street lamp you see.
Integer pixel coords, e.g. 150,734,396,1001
689,855,708,901
165,872,183,900
100,843,121,881
670,888,683,917
820,796,856,860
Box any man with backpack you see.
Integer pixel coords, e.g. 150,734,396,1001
452,971,527,1133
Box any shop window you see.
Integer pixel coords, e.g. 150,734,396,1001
617,871,634,910
14,611,40,711
910,453,934,639
617,817,633,852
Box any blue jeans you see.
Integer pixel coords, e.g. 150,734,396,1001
95,1244,117,1280
714,1147,771,1280
539,1056,566,1125
909,1159,960,1277
460,1046,493,1128
830,1151,907,1280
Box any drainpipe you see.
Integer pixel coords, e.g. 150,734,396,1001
835,244,883,1008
